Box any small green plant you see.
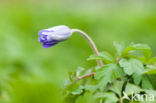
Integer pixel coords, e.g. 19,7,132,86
38,25,156,103
62,42,156,103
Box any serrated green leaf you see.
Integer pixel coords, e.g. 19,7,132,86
113,41,125,57
119,58,144,75
133,73,142,85
95,64,114,91
125,83,142,95
87,52,114,63
125,82,155,95
72,86,84,95
75,92,96,103
95,92,118,103
124,43,151,53
122,43,152,60
72,85,98,95
126,50,144,58
142,76,153,89
84,85,97,93
95,64,113,80
113,64,125,79
95,63,123,91
143,68,156,75
109,81,124,97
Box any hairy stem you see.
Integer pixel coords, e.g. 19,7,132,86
120,98,123,103
72,72,95,84
71,29,103,67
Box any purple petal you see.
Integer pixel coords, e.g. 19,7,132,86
42,43,57,48
38,30,47,35
38,30,54,36
38,37,44,43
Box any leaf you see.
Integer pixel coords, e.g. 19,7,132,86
125,83,142,95
124,83,156,102
113,41,125,57
87,51,114,63
142,76,153,89
143,68,156,75
72,85,98,95
95,63,123,91
109,80,124,97
113,64,125,79
132,73,142,85
84,85,97,93
149,57,156,64
76,67,85,77
145,89,156,99
122,43,152,60
68,72,77,82
119,58,144,75
75,92,96,103
72,86,84,95
95,64,113,91
95,92,118,103
141,90,156,103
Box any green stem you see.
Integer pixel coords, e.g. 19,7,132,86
71,29,103,67
120,98,123,103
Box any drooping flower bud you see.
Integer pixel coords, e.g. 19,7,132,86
38,25,71,48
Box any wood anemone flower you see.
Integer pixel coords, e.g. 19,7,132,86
38,25,71,48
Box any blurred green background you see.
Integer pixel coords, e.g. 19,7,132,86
0,0,156,103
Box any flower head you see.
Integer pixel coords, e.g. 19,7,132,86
38,25,71,48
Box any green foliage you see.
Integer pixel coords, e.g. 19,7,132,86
122,43,151,59
119,58,144,75
95,92,118,103
87,52,115,63
142,76,153,89
63,42,156,103
143,68,156,75
95,63,124,91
